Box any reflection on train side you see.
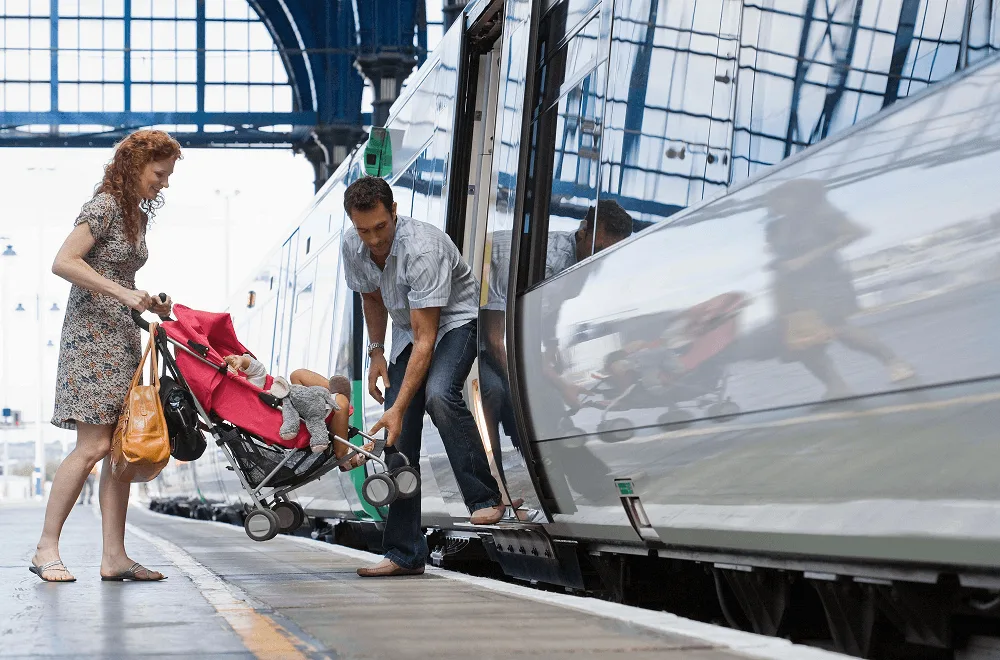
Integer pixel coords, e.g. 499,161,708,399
517,60,1000,515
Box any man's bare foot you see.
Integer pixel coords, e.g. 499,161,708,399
31,551,75,582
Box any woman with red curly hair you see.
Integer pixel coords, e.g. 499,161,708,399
30,129,181,582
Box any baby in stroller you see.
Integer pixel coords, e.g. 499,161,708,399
223,353,371,470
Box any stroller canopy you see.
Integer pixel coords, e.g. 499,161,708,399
162,305,311,450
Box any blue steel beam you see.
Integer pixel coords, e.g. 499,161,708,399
249,0,317,113
355,0,421,127
619,0,659,185
0,111,316,126
305,0,364,127
883,0,922,108
356,0,423,56
0,1,410,151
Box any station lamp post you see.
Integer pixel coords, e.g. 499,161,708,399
18,297,62,498
1,241,16,499
215,188,241,306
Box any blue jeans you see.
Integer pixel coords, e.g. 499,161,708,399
382,320,501,569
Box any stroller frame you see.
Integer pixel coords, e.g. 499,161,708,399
135,307,419,542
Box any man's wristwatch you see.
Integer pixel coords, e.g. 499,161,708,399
366,342,385,357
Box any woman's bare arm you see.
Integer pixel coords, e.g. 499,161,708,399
52,223,151,311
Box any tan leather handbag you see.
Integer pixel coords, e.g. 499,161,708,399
783,310,835,351
111,324,171,483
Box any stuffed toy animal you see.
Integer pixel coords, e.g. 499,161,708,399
269,377,340,452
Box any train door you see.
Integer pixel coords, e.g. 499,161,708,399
451,0,545,522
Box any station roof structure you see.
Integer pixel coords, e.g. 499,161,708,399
0,0,446,159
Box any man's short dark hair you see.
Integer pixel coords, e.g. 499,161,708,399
344,176,394,217
584,199,633,239
328,375,352,398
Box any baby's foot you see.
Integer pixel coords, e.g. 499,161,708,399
310,442,330,454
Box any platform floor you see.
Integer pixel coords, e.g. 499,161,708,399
1,501,848,659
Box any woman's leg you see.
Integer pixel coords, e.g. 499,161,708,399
796,347,853,400
98,450,163,578
33,422,114,581
835,324,915,381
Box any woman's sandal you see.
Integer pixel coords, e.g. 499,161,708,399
101,562,166,582
28,559,77,583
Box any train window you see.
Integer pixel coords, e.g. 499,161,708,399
537,12,601,107
598,0,732,233
307,242,341,375
541,0,601,49
524,1,618,285
287,257,317,372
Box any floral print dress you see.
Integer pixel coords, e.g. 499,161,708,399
52,192,148,429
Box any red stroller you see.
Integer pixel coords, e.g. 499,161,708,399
135,299,419,542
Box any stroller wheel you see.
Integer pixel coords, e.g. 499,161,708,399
244,508,280,542
362,473,397,508
597,418,634,443
657,409,694,429
391,466,420,500
707,400,741,419
273,500,305,532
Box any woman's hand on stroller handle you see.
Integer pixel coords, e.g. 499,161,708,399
149,292,172,318
120,288,153,312
130,292,173,331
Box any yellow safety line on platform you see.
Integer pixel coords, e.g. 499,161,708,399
126,522,317,660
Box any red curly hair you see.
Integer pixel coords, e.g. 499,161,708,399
96,129,182,245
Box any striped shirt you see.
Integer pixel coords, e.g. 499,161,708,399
342,215,480,364
485,229,578,311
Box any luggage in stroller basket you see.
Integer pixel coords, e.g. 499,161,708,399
132,300,421,542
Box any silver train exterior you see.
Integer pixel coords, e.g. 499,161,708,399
151,0,1000,636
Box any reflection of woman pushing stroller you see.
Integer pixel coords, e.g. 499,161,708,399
764,179,915,399
581,291,747,428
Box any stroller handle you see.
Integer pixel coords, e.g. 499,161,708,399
131,292,172,331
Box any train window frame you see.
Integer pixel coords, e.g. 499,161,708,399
521,0,609,291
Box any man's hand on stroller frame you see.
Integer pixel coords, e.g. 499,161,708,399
369,405,403,447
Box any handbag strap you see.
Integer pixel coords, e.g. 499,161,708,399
128,322,161,389
130,329,154,389
148,323,160,390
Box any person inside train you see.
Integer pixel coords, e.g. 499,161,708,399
340,175,506,578
763,178,916,399
544,198,635,280
538,199,634,409
478,200,633,508
223,354,369,470
480,199,634,440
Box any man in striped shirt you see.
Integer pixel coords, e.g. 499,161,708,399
341,176,505,578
